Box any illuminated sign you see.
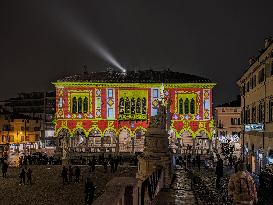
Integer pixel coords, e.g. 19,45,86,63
244,123,264,132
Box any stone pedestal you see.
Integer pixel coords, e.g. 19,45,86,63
137,127,172,192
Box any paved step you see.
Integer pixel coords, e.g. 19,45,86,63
156,167,197,205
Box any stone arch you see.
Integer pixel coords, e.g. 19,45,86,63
55,128,71,148
118,127,132,152
88,127,102,147
103,128,117,146
133,127,146,152
71,128,87,147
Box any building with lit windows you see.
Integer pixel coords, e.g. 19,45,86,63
215,98,242,156
237,37,273,172
54,69,216,153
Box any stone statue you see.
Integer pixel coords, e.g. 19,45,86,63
149,101,166,129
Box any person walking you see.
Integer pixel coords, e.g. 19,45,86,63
68,165,73,182
103,159,108,173
215,154,223,189
110,158,115,173
2,161,8,178
114,157,119,172
61,166,68,185
228,161,258,205
26,167,32,185
75,166,81,183
196,155,201,171
85,178,96,205
91,157,96,172
19,167,26,185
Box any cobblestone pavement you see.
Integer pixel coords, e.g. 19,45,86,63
0,165,137,205
156,167,197,205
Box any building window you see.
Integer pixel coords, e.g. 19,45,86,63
253,75,256,87
131,98,135,114
271,63,273,76
83,97,88,113
125,97,130,114
142,98,147,114
238,118,240,125
119,98,124,114
190,98,195,114
72,97,77,113
179,98,183,114
258,68,265,83
258,102,265,123
231,118,234,125
108,89,113,98
78,97,82,113
246,81,250,92
184,98,189,114
252,106,256,123
108,108,113,118
270,101,273,122
136,98,141,113
153,89,159,98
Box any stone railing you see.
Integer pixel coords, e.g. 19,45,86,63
139,167,164,205
93,177,138,205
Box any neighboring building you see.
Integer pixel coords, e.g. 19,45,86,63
237,37,273,172
215,98,242,156
2,91,56,148
0,106,42,151
54,69,216,153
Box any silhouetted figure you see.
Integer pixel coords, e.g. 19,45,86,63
68,165,73,182
2,161,8,178
110,159,115,173
27,167,32,184
75,166,81,183
215,154,223,189
19,167,26,185
114,157,119,172
61,166,68,185
85,178,96,205
91,157,96,172
196,155,201,171
103,159,108,173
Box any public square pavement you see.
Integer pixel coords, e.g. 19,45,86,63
0,165,137,205
156,167,197,205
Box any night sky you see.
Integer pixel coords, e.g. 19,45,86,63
1,1,273,105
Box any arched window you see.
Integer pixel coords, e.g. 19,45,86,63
125,97,130,114
136,98,141,113
131,98,135,114
72,97,77,113
179,98,183,114
184,98,189,114
119,98,124,114
190,98,195,114
83,97,88,113
142,97,146,114
78,97,82,113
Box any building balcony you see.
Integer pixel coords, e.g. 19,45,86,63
118,113,148,121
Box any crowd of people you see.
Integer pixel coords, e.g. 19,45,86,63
177,153,258,205
19,153,62,167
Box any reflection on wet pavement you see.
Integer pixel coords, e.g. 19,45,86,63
156,167,197,205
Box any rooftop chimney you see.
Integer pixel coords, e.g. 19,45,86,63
248,57,256,66
264,37,272,48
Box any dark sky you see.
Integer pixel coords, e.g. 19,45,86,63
1,1,273,105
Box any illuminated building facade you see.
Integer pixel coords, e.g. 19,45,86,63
215,98,242,155
54,70,215,153
237,37,273,172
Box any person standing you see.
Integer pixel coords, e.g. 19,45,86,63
110,159,115,173
61,166,68,185
215,154,223,189
19,167,26,185
68,165,73,182
75,166,81,183
103,159,108,173
26,167,32,185
91,157,96,172
85,178,96,205
2,161,8,178
228,161,258,205
196,155,201,171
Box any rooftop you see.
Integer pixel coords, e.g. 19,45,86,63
57,69,213,84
